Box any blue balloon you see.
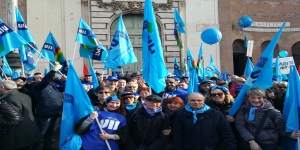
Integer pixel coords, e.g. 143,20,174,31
201,28,222,45
238,16,253,28
279,51,288,57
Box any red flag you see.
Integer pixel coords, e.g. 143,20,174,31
298,65,300,75
83,64,88,76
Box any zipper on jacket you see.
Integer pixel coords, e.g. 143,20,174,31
140,119,150,145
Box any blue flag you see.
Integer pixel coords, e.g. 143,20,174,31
244,35,248,48
23,47,36,73
104,14,137,70
76,18,100,47
281,66,300,150
2,56,12,76
39,32,56,62
187,67,199,94
174,57,182,78
44,69,48,76
273,56,283,82
88,56,99,95
206,56,221,78
59,60,94,150
174,8,186,34
243,57,254,77
228,23,286,116
15,7,38,56
0,20,27,58
79,44,107,61
142,0,168,93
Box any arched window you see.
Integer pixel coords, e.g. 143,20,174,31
232,39,247,76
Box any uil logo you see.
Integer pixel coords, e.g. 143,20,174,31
100,118,120,131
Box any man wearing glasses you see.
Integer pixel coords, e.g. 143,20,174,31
274,81,288,113
162,78,187,105
125,82,139,98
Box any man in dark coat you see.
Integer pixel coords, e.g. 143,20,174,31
0,80,41,150
31,64,65,150
173,92,236,150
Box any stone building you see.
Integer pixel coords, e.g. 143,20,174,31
0,0,299,76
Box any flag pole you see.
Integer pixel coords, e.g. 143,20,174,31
95,118,112,150
28,44,63,75
0,67,8,80
72,42,78,61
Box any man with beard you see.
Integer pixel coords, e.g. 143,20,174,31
162,78,187,106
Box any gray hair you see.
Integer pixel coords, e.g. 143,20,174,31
246,88,266,98
0,80,17,90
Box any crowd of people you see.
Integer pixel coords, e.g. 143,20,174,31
0,63,299,150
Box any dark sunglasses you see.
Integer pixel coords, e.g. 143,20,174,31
210,93,224,97
122,96,134,100
98,91,110,94
278,86,287,89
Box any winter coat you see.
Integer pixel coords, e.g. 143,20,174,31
124,107,170,150
0,89,41,149
235,100,292,145
173,109,236,150
0,99,23,127
31,70,64,117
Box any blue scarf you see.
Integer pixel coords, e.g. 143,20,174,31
142,103,162,116
185,104,211,124
248,106,257,121
125,102,138,111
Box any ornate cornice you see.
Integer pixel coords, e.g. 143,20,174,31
97,0,173,13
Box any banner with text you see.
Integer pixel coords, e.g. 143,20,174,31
272,57,295,74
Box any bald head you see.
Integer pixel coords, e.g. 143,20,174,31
187,92,205,110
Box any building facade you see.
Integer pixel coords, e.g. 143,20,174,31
0,0,299,76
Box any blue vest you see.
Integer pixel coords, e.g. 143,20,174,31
81,110,126,150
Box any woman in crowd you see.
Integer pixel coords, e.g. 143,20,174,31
88,85,112,111
121,91,142,113
137,86,150,103
74,96,128,150
235,88,300,150
163,97,185,150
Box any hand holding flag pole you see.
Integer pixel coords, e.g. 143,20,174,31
0,67,8,80
28,44,63,75
95,117,112,150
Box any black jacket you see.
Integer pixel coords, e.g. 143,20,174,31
125,107,170,150
173,109,236,150
31,70,64,117
0,99,23,127
0,89,41,149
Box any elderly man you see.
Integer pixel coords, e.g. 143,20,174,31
125,95,170,150
0,80,41,150
274,81,288,113
173,92,236,150
31,64,65,150
125,82,139,98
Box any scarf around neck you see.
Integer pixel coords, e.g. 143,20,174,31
185,104,210,124
125,102,138,111
142,103,162,116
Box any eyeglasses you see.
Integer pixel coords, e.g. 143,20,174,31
210,93,224,97
98,91,110,94
278,86,287,89
166,82,174,84
127,86,136,88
